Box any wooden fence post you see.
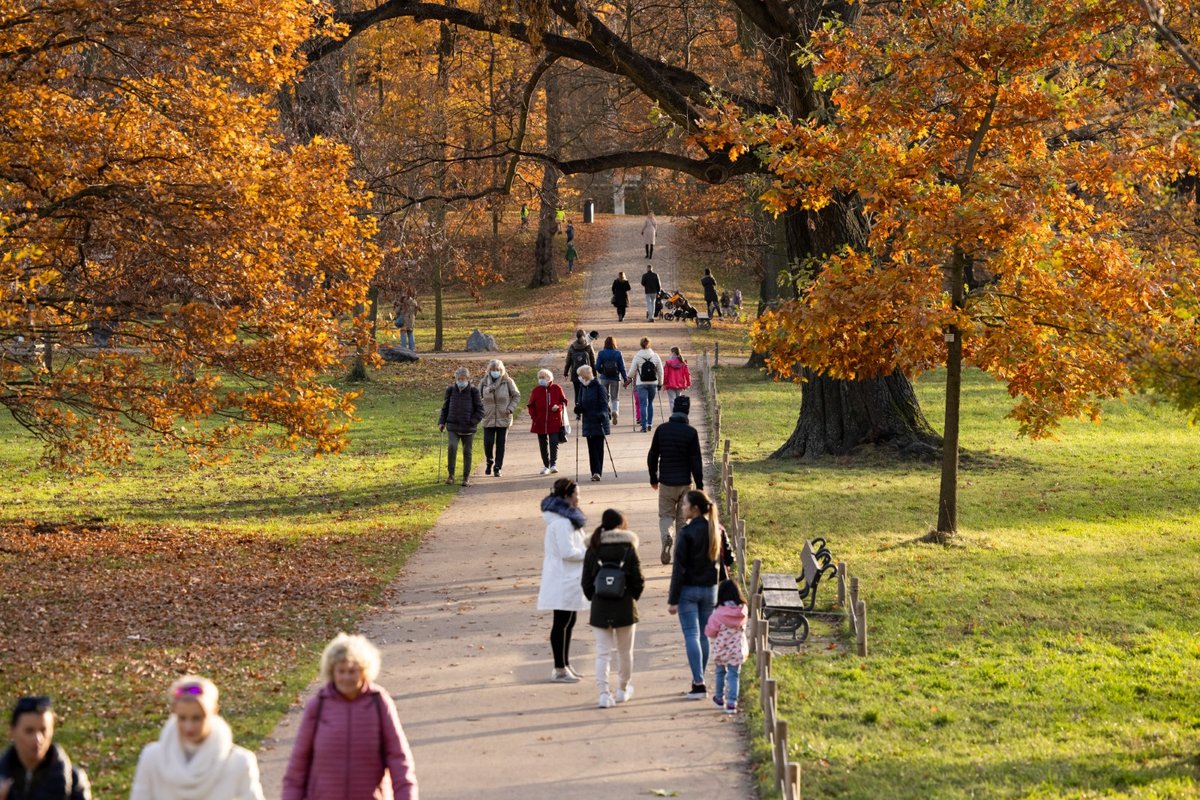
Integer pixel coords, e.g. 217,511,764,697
857,599,868,657
763,678,777,739
850,574,860,609
786,763,800,800
773,719,788,788
837,561,847,607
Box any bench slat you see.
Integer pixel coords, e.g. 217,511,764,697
760,573,797,591
762,589,805,610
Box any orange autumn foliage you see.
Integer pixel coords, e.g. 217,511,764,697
697,0,1200,437
0,1,379,467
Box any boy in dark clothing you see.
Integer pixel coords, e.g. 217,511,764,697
0,696,91,800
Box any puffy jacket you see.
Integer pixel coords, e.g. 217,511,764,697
647,412,703,488
640,270,660,294
667,517,733,606
281,682,418,800
130,716,263,800
594,348,627,381
662,357,691,390
479,374,520,428
563,340,596,381
0,744,90,800
581,529,644,628
536,497,589,611
705,602,749,666
438,384,484,434
575,380,610,437
528,383,567,435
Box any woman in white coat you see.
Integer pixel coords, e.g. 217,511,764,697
130,676,264,800
641,212,657,259
536,478,589,683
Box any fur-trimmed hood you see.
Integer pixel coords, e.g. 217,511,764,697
587,528,639,548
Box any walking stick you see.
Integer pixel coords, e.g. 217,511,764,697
436,429,443,484
575,421,580,481
603,434,619,478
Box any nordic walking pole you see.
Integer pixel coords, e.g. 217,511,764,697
575,422,580,481
436,428,443,484
603,434,619,478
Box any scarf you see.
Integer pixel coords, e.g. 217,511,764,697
541,494,586,529
148,714,235,799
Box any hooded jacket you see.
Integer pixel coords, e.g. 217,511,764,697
563,339,596,381
130,716,263,800
479,373,521,428
438,383,484,434
536,496,589,611
581,529,644,629
705,602,749,666
647,412,703,488
281,682,418,800
631,348,663,386
667,516,734,606
662,357,691,391
0,744,90,800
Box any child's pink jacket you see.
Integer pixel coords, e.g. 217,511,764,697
705,602,749,666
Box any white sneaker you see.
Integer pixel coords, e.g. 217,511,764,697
598,692,616,708
615,684,634,703
551,668,580,683
541,466,552,475
549,465,559,473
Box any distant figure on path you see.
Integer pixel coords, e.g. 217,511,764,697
527,368,567,475
537,478,589,683
573,365,610,482
566,241,577,274
565,220,575,243
0,696,91,800
131,676,264,800
641,212,657,259
563,329,597,411
701,268,721,318
630,338,663,432
594,336,628,426
479,359,520,478
555,208,566,233
395,295,420,351
520,203,529,226
282,634,419,800
648,395,703,564
581,509,645,709
438,366,484,487
662,347,691,411
611,271,632,322
705,579,749,714
640,265,661,322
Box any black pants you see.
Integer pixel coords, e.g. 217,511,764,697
483,426,508,470
586,435,604,476
616,304,626,321
550,609,577,669
571,377,583,411
537,433,559,467
645,243,654,258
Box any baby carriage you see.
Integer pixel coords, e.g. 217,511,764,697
658,290,698,321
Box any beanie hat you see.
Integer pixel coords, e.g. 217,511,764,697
673,396,690,415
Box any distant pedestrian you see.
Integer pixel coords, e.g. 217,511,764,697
282,634,418,800
732,288,743,314
648,395,704,564
131,677,264,800
581,509,645,709
566,242,577,274
563,329,596,410
629,338,663,432
394,294,420,352
438,366,484,487
640,265,661,322
594,336,628,426
667,490,733,701
611,271,632,322
0,696,91,800
565,220,575,243
555,208,566,233
662,347,691,411
537,478,589,683
528,368,567,475
641,212,657,259
479,359,520,478
705,580,749,714
520,203,529,226
701,268,721,318
573,365,610,481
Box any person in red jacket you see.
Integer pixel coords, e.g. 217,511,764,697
282,634,418,800
661,347,691,412
528,368,568,475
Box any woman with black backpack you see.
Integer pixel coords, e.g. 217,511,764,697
594,336,628,425
581,509,645,709
563,329,596,411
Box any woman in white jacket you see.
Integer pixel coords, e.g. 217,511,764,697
130,676,264,800
536,478,589,683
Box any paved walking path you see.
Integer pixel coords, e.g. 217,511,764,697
258,216,753,799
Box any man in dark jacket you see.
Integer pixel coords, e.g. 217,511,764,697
647,395,704,564
438,366,485,486
640,266,661,322
563,329,597,411
0,696,91,800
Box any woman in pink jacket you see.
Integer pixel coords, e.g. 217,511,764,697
282,634,418,800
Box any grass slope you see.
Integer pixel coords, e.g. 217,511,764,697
717,365,1200,799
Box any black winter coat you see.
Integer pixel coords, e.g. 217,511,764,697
0,744,91,800
438,384,484,433
647,412,704,488
611,279,632,307
575,380,610,437
563,340,596,381
667,516,733,605
581,529,644,628
640,270,661,294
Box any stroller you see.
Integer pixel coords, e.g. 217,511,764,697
658,289,699,321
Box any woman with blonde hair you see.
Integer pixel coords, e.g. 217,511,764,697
130,676,263,800
282,634,418,800
667,490,733,702
478,358,520,478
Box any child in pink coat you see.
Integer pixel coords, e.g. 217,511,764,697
704,579,748,713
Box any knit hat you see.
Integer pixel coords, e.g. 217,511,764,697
673,396,690,415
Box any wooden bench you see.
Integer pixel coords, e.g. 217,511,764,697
758,539,839,645
694,313,712,329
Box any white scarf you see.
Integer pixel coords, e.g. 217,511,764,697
151,714,236,799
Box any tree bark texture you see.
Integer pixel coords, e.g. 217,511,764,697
935,250,968,536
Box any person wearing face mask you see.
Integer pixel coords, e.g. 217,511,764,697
282,634,418,800
438,367,485,486
573,365,611,482
130,677,263,800
528,369,568,475
0,696,90,800
478,359,521,478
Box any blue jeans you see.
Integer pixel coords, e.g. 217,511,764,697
676,584,717,684
401,329,415,351
714,664,741,707
636,383,657,431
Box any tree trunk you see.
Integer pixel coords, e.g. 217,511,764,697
433,21,454,352
933,250,967,539
530,66,561,288
746,206,790,370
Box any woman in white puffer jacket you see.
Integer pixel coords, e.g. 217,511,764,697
130,676,263,800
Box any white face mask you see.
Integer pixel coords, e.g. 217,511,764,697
455,380,468,389
538,379,549,387
490,370,501,379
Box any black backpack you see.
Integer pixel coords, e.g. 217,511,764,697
601,357,620,379
639,357,658,382
571,347,589,372
593,547,631,599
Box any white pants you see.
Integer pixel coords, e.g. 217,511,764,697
593,625,636,694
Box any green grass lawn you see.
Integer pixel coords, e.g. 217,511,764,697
718,365,1200,799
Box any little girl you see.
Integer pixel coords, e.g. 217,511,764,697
705,579,748,713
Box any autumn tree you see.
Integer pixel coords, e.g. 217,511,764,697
0,1,378,466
